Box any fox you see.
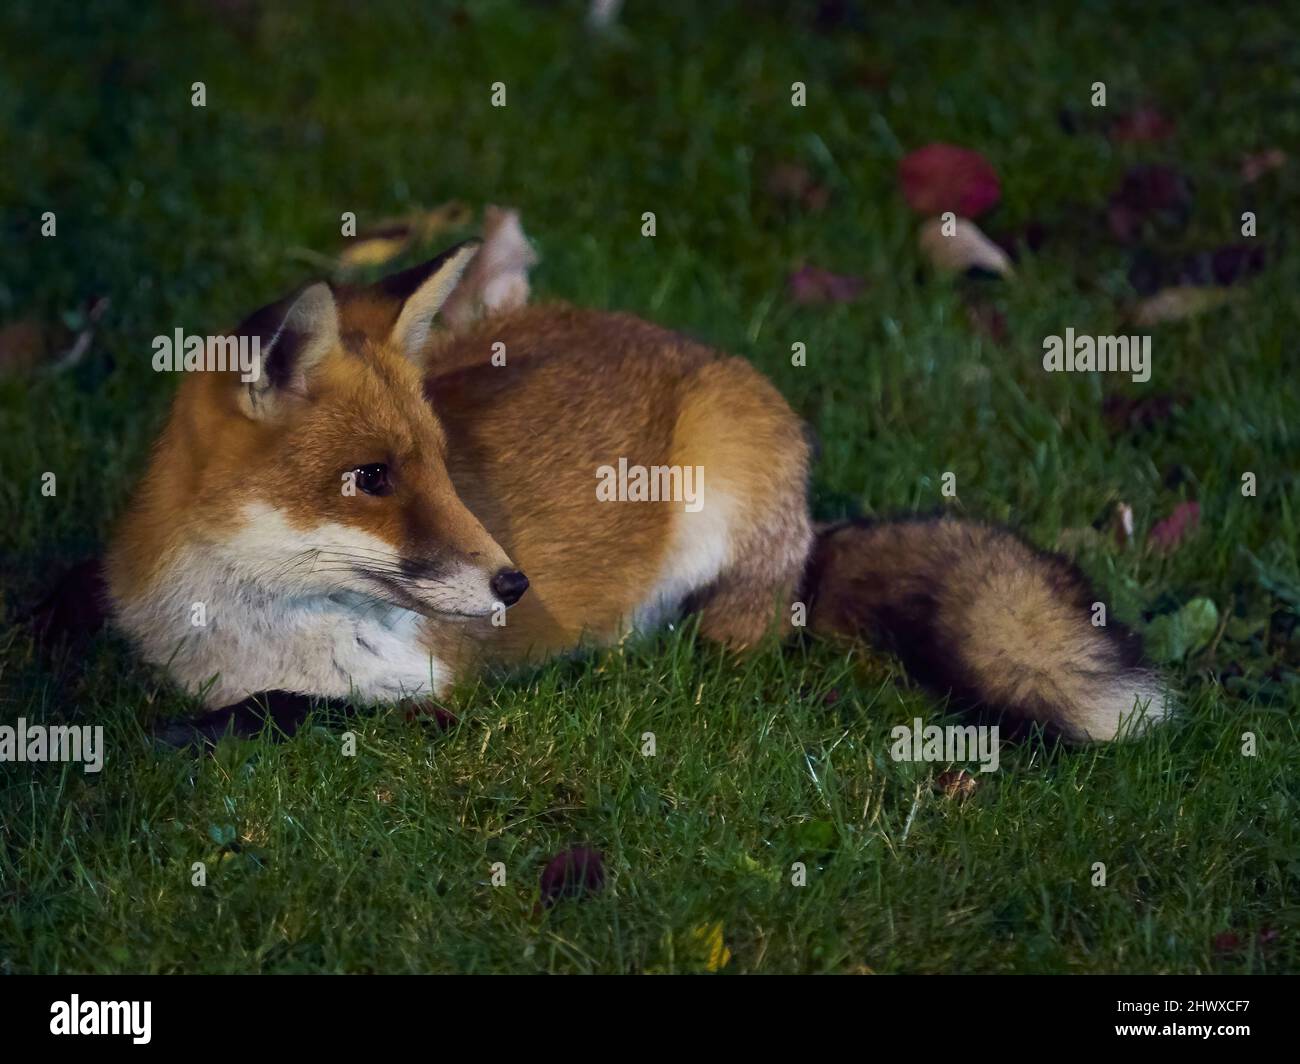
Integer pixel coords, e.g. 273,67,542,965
106,217,1170,742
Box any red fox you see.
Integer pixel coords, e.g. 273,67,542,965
106,224,1169,742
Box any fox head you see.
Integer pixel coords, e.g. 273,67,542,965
111,241,528,622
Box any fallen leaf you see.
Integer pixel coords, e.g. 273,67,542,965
687,922,732,972
0,318,53,374
1107,165,1193,242
1130,286,1236,326
1109,104,1176,143
934,769,977,799
964,300,1009,344
787,264,865,304
539,846,605,908
1149,501,1201,552
338,201,473,269
1241,148,1286,183
918,217,1014,278
1212,930,1242,955
898,144,1000,218
1114,502,1135,545
764,162,830,213
1102,393,1176,435
339,227,411,268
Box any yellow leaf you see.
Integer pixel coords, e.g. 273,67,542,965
689,922,732,972
338,230,411,268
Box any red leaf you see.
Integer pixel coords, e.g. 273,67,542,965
1109,105,1176,144
539,846,605,907
898,144,1000,218
1211,931,1242,955
787,265,864,304
1149,501,1200,552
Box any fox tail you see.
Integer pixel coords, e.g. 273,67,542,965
804,516,1172,742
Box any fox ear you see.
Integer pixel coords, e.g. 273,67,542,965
235,282,339,420
441,207,537,332
382,240,481,361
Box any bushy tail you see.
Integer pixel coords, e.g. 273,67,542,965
804,516,1171,741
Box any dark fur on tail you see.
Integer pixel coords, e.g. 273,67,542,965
803,515,1169,741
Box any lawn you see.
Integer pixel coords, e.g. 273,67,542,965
1,0,1297,973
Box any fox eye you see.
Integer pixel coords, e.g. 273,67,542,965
352,463,391,496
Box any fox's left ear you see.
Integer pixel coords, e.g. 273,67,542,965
380,239,482,361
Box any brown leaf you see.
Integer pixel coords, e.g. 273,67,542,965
964,300,1009,345
765,162,829,213
0,318,52,374
934,770,978,800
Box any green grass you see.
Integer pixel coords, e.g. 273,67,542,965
2,0,1298,973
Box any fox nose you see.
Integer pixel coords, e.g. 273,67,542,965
490,568,529,607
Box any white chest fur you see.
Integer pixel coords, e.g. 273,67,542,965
116,546,450,710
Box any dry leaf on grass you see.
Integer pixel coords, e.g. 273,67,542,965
1130,286,1237,326
0,318,54,374
918,217,1014,278
934,770,978,800
337,201,473,269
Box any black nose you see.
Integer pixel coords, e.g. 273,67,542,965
490,568,529,607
